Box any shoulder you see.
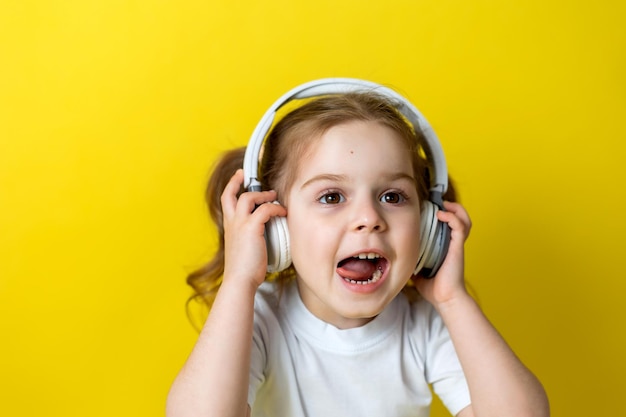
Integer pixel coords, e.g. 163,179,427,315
255,280,283,307
252,280,302,337
405,295,445,334
398,296,455,358
249,281,291,372
253,281,285,326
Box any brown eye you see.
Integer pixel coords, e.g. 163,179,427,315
319,192,344,204
380,192,405,204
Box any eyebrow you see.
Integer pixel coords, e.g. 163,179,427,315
299,172,416,190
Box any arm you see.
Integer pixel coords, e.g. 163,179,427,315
415,202,549,417
166,169,286,417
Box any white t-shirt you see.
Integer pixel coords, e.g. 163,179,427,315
248,281,471,417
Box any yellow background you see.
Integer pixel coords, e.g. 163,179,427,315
1,1,624,416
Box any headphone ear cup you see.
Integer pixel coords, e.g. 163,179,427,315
414,201,451,278
265,212,291,273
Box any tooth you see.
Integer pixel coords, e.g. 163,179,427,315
354,253,381,259
372,269,382,282
342,268,384,286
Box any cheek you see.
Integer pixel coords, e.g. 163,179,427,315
395,214,423,261
286,211,312,258
287,210,335,268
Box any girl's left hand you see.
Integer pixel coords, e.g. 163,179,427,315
413,201,472,309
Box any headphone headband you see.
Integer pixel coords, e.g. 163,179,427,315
243,78,448,199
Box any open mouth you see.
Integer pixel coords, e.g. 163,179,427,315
336,252,388,285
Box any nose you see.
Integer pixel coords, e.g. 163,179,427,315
351,198,387,233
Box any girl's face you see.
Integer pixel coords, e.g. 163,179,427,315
285,120,422,329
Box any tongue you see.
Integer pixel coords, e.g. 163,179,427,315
337,259,377,281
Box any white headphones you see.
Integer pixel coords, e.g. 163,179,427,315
243,78,451,278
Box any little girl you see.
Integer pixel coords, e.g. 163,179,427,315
167,79,549,417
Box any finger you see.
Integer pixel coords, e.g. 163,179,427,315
234,190,281,217
250,201,288,224
437,210,470,241
221,169,245,218
442,201,472,230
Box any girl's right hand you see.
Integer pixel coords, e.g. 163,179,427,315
220,169,287,290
